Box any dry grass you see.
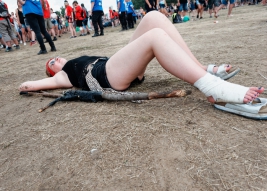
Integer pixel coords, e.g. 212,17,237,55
0,5,267,190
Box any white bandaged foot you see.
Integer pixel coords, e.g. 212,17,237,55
194,73,249,103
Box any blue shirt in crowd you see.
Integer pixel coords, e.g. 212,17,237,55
117,0,126,12
22,0,43,16
91,0,103,11
126,1,134,14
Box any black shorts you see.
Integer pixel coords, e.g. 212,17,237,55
91,58,145,90
76,20,83,27
91,58,112,89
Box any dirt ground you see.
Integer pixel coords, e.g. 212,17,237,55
1,5,267,191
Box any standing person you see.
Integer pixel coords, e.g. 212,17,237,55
64,0,77,38
188,0,196,18
195,0,205,18
208,0,219,18
16,2,34,45
117,0,127,31
91,0,104,37
126,0,135,29
178,0,188,17
17,0,56,55
0,0,20,52
41,0,57,41
72,1,85,36
10,12,22,44
158,0,168,16
50,8,59,39
215,0,234,17
81,3,90,35
16,2,27,45
145,0,157,12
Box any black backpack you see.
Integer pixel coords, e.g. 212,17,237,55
83,8,89,18
172,13,182,24
0,2,8,18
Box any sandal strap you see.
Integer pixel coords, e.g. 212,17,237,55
207,64,216,74
216,64,228,77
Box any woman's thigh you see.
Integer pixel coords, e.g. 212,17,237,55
106,31,156,90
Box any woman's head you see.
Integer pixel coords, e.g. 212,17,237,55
46,57,67,77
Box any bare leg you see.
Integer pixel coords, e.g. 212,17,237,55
31,31,36,42
129,11,203,68
107,28,206,90
107,28,264,103
107,29,263,102
227,3,234,16
69,23,77,37
21,28,26,44
215,4,224,17
129,11,229,74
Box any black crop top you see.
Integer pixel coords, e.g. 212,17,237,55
17,9,25,24
62,56,105,90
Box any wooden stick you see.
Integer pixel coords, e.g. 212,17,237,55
21,89,192,112
100,89,191,101
148,89,191,100
20,89,191,101
20,91,62,98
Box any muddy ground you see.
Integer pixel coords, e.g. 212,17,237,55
0,5,267,191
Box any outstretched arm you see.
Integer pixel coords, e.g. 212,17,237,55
19,71,73,91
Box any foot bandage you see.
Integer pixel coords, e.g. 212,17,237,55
194,73,249,103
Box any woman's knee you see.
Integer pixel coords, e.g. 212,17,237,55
143,11,166,22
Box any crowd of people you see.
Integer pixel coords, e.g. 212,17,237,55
0,0,266,54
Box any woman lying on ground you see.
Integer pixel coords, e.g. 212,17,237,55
19,11,266,118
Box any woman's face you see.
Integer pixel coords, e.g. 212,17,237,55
48,57,67,74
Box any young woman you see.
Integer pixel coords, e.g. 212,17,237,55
50,8,59,40
158,0,169,16
64,0,77,38
19,11,265,114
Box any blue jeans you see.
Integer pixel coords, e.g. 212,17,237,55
221,0,235,5
179,3,188,11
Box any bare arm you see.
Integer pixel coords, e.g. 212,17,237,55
19,71,73,91
16,9,20,25
91,2,95,13
117,2,120,11
145,0,152,8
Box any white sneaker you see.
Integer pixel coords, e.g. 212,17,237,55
12,44,16,47
24,42,26,46
20,40,23,44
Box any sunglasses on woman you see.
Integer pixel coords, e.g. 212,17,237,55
49,56,59,66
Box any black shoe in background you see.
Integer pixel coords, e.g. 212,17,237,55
37,49,48,55
92,33,99,37
51,47,57,52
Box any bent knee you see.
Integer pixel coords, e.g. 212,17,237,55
144,11,168,21
148,28,167,36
